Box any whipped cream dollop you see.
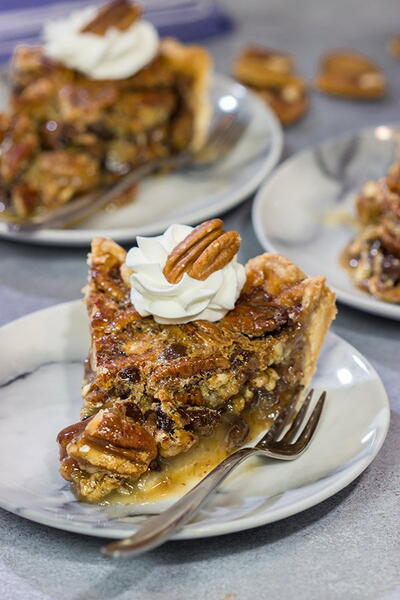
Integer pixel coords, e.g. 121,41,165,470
43,6,159,80
126,224,246,325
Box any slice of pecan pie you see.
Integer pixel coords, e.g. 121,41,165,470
58,223,336,503
0,1,211,220
341,161,400,303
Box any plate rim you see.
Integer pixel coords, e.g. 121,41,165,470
0,300,390,540
251,123,400,321
0,73,283,247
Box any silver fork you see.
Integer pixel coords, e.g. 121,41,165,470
102,389,326,558
4,111,249,232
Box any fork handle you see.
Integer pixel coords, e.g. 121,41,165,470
102,446,256,558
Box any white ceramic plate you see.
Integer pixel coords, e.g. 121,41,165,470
0,72,282,246
0,300,389,539
252,124,400,320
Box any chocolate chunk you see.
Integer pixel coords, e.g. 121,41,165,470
148,456,162,471
227,417,249,451
158,343,187,362
252,387,279,408
88,122,114,141
124,401,143,422
155,407,175,433
381,255,400,281
178,406,221,435
118,366,140,383
231,349,259,378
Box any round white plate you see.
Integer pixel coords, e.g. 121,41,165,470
252,124,400,320
0,72,282,247
0,300,389,539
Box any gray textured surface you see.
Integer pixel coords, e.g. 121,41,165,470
0,1,400,599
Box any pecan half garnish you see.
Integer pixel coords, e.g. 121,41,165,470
80,0,141,36
163,219,241,283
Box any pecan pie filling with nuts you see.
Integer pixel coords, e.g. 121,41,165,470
341,162,400,303
57,221,336,503
0,1,211,221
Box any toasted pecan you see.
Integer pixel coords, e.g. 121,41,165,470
149,356,229,383
190,231,240,279
388,36,400,59
163,219,241,283
315,50,386,99
80,0,141,36
254,83,309,126
233,45,309,126
221,289,290,337
233,45,294,88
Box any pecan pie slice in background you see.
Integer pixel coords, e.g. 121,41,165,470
0,1,211,220
58,233,336,503
341,161,400,303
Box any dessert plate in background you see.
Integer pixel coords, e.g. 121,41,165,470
0,300,389,539
252,124,400,320
0,73,282,247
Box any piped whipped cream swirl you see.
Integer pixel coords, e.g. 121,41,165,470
43,6,159,80
126,224,246,324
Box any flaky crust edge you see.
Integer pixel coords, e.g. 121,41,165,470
245,253,337,387
160,38,212,151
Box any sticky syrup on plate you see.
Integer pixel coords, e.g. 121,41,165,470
107,406,275,505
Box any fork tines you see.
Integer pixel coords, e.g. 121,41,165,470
260,389,326,457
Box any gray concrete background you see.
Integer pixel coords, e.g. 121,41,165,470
0,1,400,598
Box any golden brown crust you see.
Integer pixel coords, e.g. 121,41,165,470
244,254,336,385
160,38,212,150
244,253,306,294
